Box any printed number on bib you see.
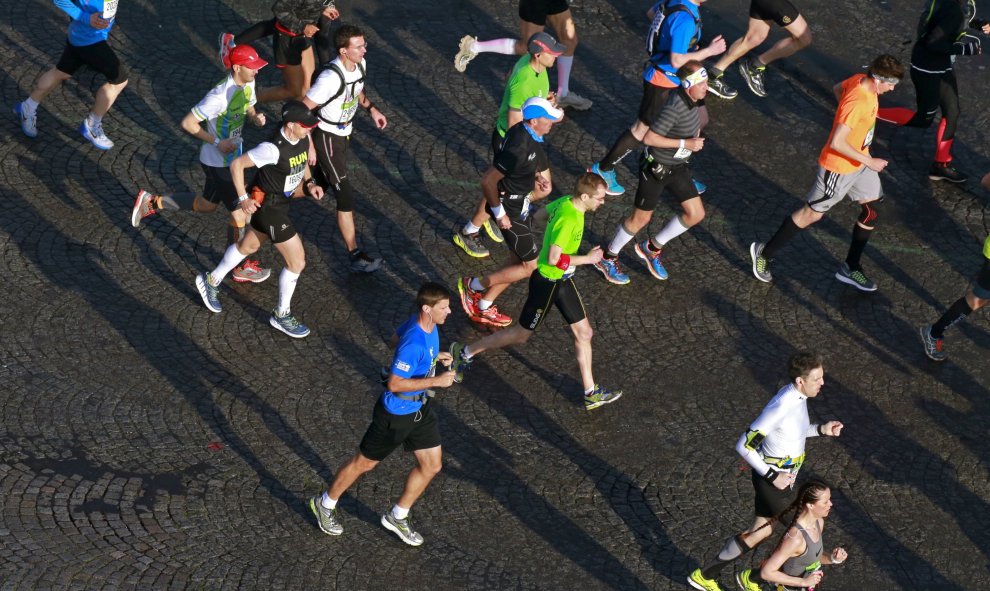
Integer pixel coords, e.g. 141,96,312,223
862,125,875,150
673,146,692,159
284,171,304,196
103,0,119,20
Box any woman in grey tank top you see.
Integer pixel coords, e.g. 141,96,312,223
759,481,848,590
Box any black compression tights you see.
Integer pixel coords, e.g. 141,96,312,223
905,68,959,141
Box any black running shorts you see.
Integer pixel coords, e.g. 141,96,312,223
56,40,128,84
519,0,570,25
250,195,297,243
273,27,313,67
638,81,674,126
359,399,442,462
633,158,697,211
201,164,240,212
749,0,801,27
974,259,990,300
311,128,355,211
518,272,587,330
751,469,797,518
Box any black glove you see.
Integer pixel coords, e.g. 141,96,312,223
954,37,982,55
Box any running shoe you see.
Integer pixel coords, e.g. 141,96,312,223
735,569,760,591
483,218,504,243
453,231,489,258
13,102,37,138
449,342,471,383
350,250,382,273
593,256,630,285
687,569,723,591
556,92,592,111
835,262,877,292
270,310,311,338
634,240,669,280
739,57,767,98
195,272,222,313
749,242,772,283
308,495,344,535
918,325,947,362
475,304,512,327
707,75,738,100
589,162,625,196
584,384,622,410
232,259,271,283
79,118,113,150
928,162,968,183
693,179,707,195
454,35,478,73
381,510,424,546
457,277,483,317
218,32,235,69
131,190,156,227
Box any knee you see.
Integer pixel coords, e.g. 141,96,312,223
423,460,443,477
574,324,593,344
745,31,768,46
981,172,990,190
683,206,705,226
193,197,218,213
796,29,813,48
288,257,306,274
857,201,879,229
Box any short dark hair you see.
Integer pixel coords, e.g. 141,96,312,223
788,351,823,383
334,24,365,52
575,172,605,198
868,54,904,81
416,282,451,308
675,59,705,82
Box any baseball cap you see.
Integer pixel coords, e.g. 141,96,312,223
521,96,564,122
527,32,566,57
281,100,319,128
229,45,268,70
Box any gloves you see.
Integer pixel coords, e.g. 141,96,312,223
954,35,982,55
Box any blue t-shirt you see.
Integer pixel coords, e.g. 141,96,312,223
380,315,440,415
642,0,701,86
55,0,116,47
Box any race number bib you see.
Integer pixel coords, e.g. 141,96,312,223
103,0,119,20
673,146,692,159
862,124,875,149
339,95,359,125
284,171,304,195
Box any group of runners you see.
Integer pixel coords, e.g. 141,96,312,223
12,0,990,580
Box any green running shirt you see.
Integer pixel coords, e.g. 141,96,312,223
538,196,584,280
496,55,550,137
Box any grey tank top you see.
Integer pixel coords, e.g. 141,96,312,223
782,521,824,579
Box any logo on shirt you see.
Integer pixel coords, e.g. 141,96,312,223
782,15,792,24
528,152,536,162
395,361,411,372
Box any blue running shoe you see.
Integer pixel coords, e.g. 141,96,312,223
14,102,37,138
693,179,707,195
589,162,625,196
270,310,311,338
634,241,668,280
195,272,222,313
593,257,630,285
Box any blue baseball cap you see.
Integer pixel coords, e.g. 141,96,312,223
521,97,564,122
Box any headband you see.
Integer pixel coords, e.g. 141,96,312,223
872,74,899,85
682,67,709,89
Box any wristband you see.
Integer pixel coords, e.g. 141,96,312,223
817,423,825,436
763,467,779,483
213,136,222,147
679,139,685,150
491,204,505,219
365,102,376,112
237,194,249,203
555,254,571,271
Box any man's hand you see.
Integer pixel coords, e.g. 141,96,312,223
308,184,325,200
217,138,239,154
308,143,317,166
89,14,111,29
822,420,843,437
704,35,727,58
250,112,266,128
686,137,705,152
303,23,320,37
535,175,551,194
496,214,512,230
436,352,453,367
435,370,457,388
239,198,259,214
370,109,387,130
772,471,796,490
323,6,340,20
865,157,888,173
584,245,603,265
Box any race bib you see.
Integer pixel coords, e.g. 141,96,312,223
862,125,875,149
103,0,119,20
284,171,304,195
340,96,359,124
673,146,692,159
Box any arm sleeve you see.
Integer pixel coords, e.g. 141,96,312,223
53,0,84,21
920,6,967,54
246,142,280,168
735,402,789,476
805,423,820,438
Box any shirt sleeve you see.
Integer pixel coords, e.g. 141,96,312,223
306,68,342,105
650,99,681,136
53,0,84,20
493,141,521,175
666,12,698,53
390,339,424,379
191,89,226,122
921,4,966,54
735,400,790,476
246,142,280,168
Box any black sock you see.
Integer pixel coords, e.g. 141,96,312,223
601,130,642,171
710,67,724,78
762,216,802,260
845,224,873,271
931,297,973,338
235,19,276,45
158,193,196,211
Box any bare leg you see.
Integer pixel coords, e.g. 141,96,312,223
465,325,533,357
92,80,128,117
570,318,595,391
29,68,72,103
395,446,443,509
327,452,380,500
758,16,812,65
713,19,770,72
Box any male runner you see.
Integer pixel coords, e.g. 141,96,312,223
750,54,904,291
452,31,566,259
302,24,387,273
453,0,592,110
309,282,457,546
594,61,710,285
132,45,271,284
687,351,843,591
15,0,129,150
450,173,623,410
705,0,813,99
587,0,724,196
454,97,562,327
194,101,322,338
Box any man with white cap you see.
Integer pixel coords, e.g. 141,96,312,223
456,97,561,328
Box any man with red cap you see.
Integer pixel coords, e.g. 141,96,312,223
131,45,271,284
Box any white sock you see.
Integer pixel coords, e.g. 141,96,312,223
469,277,485,292
462,345,475,360
22,98,39,114
557,56,574,97
211,244,247,284
391,504,409,520
607,224,636,256
277,268,300,316
475,38,517,55
462,222,481,235
653,216,690,247
86,113,102,128
321,492,337,510
478,299,493,311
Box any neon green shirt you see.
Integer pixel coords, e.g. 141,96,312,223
496,55,550,137
983,235,990,260
538,196,584,280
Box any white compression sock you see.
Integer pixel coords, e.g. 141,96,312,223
276,269,300,316
211,244,248,284
557,56,574,97
475,38,517,55
653,216,690,247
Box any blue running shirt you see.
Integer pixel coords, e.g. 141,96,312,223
381,315,440,415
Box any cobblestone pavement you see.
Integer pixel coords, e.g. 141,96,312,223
1,0,989,589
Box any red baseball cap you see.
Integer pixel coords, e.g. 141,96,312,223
229,45,268,70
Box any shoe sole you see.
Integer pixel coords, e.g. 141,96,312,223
586,391,622,410
558,100,592,111
586,166,624,196
593,263,630,285
449,343,467,383
270,316,310,338
308,498,343,536
14,105,37,138
350,261,382,273
131,190,150,228
456,277,478,317
483,221,504,243
231,270,271,283
634,243,668,280
917,326,947,362
739,62,767,98
79,123,113,150
218,33,231,68
707,87,738,100
195,274,222,313
686,576,710,591
381,514,423,546
928,174,967,183
834,271,877,292
454,35,476,73
453,234,489,258
750,243,771,283
735,572,752,591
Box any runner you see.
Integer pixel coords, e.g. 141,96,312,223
309,282,457,547
131,45,271,284
453,97,562,327
877,0,989,183
450,173,623,410
750,54,904,292
587,0,724,196
593,60,710,285
302,24,387,273
14,0,129,150
687,351,843,591
453,0,592,110
705,0,814,99
194,101,322,338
